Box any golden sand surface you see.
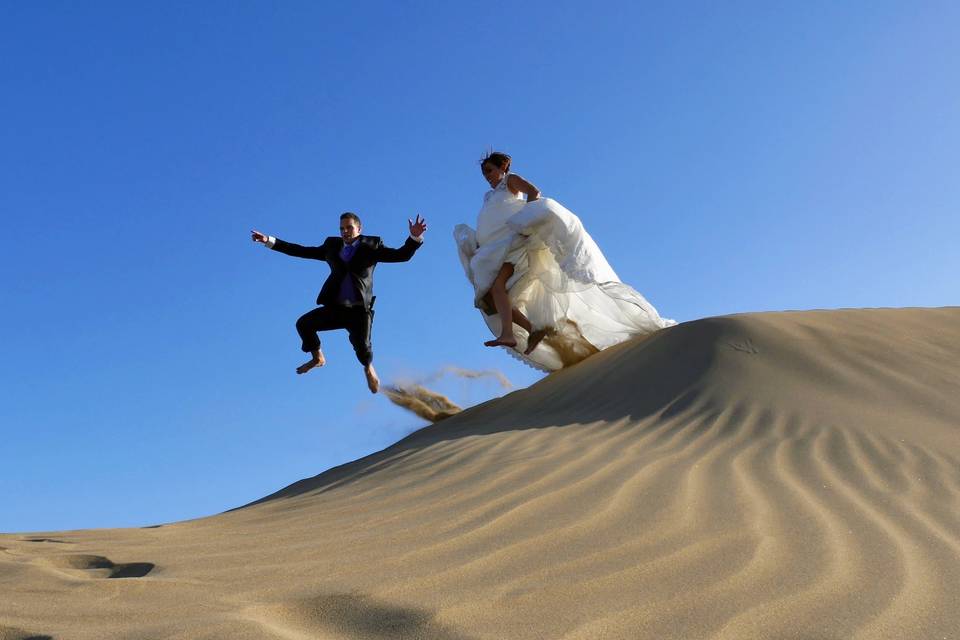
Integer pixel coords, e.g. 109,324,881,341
2,308,958,639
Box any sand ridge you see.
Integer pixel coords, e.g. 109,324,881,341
1,308,958,639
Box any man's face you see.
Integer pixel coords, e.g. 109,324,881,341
340,218,361,243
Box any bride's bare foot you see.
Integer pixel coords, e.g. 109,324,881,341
296,351,325,375
524,329,549,355
364,364,380,394
484,335,517,348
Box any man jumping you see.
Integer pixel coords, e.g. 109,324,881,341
251,212,427,393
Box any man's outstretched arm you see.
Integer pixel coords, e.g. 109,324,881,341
251,229,327,260
373,215,428,263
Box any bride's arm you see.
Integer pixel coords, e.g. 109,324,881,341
507,174,540,202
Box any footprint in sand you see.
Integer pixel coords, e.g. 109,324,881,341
18,538,71,544
0,625,54,640
728,338,760,354
44,554,155,579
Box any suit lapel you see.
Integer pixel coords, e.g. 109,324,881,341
331,238,346,265
349,236,367,263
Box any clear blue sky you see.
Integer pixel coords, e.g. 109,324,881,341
1,1,957,532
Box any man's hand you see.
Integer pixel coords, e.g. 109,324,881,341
251,229,269,243
408,214,428,238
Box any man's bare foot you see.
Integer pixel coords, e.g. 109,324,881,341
524,329,548,355
296,352,325,375
484,335,517,348
364,364,380,394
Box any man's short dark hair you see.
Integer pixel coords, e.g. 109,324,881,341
340,212,361,226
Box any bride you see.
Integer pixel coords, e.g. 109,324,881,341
454,151,675,372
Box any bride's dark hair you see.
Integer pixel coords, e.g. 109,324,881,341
480,151,511,173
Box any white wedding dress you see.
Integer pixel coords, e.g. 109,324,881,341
455,174,676,372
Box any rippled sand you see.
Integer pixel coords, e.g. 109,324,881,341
2,308,958,639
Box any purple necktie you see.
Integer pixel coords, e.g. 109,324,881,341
338,242,360,304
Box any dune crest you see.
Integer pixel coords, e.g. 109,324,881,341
2,308,958,639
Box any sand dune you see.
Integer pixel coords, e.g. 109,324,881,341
2,308,958,639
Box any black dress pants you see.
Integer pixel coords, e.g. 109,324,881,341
295,305,373,366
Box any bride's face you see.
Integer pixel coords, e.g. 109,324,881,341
482,162,505,189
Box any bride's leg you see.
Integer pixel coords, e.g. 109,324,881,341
505,297,546,355
511,307,546,355
524,328,550,355
484,295,529,331
484,263,519,348
512,308,532,333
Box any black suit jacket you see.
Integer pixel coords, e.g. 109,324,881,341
271,234,422,309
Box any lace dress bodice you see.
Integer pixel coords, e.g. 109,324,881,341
476,174,526,245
